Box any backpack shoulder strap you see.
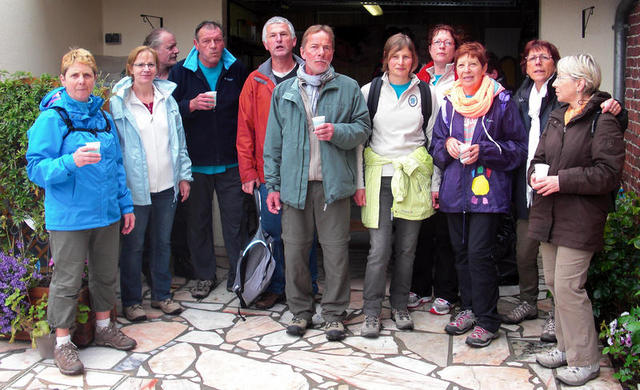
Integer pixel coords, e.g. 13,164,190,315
49,106,75,140
418,80,432,142
367,76,383,125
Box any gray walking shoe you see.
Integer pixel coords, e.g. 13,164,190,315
286,316,309,336
556,363,600,386
391,309,414,330
535,347,567,368
361,315,381,338
323,321,346,341
151,298,183,315
540,316,557,342
124,304,147,322
94,322,137,351
502,301,537,324
465,326,499,348
445,309,477,335
190,279,214,299
54,342,84,376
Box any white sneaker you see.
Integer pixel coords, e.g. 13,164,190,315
535,348,567,368
556,364,600,386
407,292,432,310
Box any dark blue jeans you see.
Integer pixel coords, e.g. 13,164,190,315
120,188,176,307
258,184,318,295
446,212,501,333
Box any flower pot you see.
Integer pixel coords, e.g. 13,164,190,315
35,333,55,359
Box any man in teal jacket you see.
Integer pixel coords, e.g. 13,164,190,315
264,25,370,342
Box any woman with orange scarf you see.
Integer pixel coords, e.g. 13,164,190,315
430,42,527,347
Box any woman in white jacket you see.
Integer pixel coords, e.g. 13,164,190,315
355,33,439,338
110,46,192,322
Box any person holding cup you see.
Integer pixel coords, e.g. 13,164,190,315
354,33,439,338
527,54,625,386
26,48,137,376
110,46,193,322
430,42,526,347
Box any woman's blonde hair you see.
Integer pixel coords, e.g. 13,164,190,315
382,33,418,73
60,48,98,76
126,46,159,77
556,54,601,95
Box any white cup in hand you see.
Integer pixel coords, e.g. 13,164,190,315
312,116,325,129
205,91,217,109
459,142,470,163
85,141,100,154
535,163,550,178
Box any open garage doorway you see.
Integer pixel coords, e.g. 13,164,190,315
227,0,539,90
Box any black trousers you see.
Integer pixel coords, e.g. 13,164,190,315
447,212,501,333
187,168,246,287
411,211,458,302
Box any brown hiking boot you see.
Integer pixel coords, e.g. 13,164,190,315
254,292,284,310
54,342,84,376
151,298,183,315
94,322,136,351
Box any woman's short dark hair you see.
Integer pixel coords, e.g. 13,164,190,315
520,39,560,73
427,24,462,50
455,42,488,67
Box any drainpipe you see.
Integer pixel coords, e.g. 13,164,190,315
614,0,638,102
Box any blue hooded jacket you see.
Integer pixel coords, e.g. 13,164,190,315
26,87,133,231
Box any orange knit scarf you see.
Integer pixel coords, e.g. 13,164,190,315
447,76,499,118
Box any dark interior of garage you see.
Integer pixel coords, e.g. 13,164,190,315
227,0,539,90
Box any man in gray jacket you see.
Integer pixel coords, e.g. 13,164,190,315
264,24,370,341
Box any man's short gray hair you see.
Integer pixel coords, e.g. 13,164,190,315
143,28,173,49
262,16,296,43
556,53,601,96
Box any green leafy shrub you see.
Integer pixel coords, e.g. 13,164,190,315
600,306,640,385
587,191,640,321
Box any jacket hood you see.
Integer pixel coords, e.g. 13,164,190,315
551,91,611,123
183,46,236,72
39,86,105,116
111,76,177,99
416,61,457,83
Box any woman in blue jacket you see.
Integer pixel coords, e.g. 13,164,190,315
110,46,192,322
430,42,526,348
26,48,137,376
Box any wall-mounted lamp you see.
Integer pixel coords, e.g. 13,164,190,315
362,2,383,16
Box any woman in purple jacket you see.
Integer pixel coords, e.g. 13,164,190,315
430,42,526,347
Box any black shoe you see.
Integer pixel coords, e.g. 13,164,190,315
191,279,215,299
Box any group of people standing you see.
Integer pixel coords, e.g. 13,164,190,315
25,16,625,387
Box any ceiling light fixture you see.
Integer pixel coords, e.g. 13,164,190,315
362,2,383,16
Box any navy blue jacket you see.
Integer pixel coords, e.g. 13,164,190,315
169,47,248,166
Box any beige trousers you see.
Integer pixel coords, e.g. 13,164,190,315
540,242,599,366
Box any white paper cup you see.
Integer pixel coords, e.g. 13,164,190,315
535,163,550,178
205,91,217,108
85,141,100,154
312,116,325,129
459,143,470,163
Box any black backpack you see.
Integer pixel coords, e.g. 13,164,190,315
366,76,432,147
49,106,111,139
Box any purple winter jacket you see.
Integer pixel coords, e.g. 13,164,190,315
430,90,527,214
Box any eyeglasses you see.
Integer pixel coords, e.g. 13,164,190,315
133,63,156,69
526,54,552,63
432,40,454,47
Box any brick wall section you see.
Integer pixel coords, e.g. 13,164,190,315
624,3,640,194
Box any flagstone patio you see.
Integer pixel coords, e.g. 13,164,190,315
0,241,622,390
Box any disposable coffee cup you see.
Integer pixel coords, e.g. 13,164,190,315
459,143,470,163
312,116,325,129
205,91,217,109
535,163,550,178
85,141,100,154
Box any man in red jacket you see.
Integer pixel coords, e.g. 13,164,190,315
237,16,317,309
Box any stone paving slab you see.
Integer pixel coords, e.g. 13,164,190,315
0,257,623,390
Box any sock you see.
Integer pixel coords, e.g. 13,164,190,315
95,318,110,329
56,335,71,347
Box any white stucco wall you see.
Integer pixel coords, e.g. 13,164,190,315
0,0,103,76
540,0,618,92
101,0,224,57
